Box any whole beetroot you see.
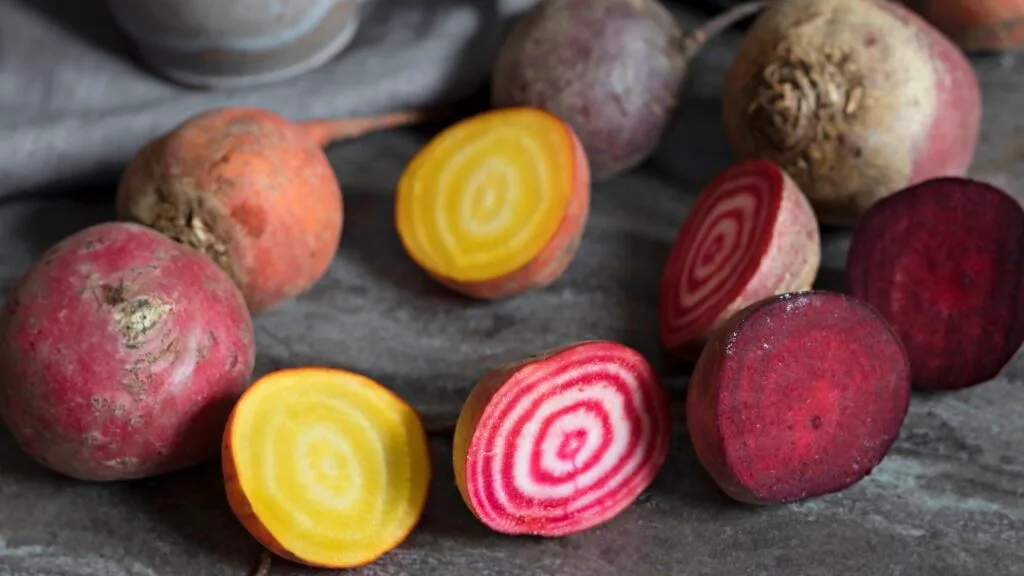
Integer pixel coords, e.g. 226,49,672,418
0,222,256,481
722,0,982,226
491,0,768,181
116,106,429,313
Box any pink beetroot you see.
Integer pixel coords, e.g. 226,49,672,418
660,159,820,361
453,341,670,536
847,177,1024,391
687,291,911,504
0,222,255,481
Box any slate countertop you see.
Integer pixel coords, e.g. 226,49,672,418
0,15,1022,576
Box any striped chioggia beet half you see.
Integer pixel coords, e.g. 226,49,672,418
659,159,820,361
452,340,671,536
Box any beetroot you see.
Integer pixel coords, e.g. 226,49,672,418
686,291,911,504
846,177,1024,391
660,158,820,360
0,222,255,481
453,341,671,536
722,0,982,226
491,0,768,181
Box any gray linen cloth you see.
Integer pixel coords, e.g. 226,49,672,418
0,0,539,198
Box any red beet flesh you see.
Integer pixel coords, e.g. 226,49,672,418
686,291,911,504
847,177,1024,391
0,222,256,481
660,159,820,360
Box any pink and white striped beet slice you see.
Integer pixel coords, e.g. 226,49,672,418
659,159,820,360
452,340,671,537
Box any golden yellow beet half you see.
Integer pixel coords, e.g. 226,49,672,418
222,367,430,568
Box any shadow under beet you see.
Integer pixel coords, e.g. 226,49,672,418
0,420,60,483
336,187,470,306
410,438,497,543
647,94,736,190
119,461,260,570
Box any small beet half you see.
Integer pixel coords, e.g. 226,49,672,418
847,177,1024,391
686,291,911,504
453,341,671,536
660,158,820,361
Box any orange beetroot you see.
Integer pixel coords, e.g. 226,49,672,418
0,222,255,481
116,106,428,313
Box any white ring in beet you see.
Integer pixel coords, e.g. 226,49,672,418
453,341,671,536
659,159,820,359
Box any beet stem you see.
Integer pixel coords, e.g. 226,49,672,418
680,0,771,60
299,107,445,147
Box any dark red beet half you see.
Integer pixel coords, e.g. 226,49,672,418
686,291,911,504
846,177,1024,391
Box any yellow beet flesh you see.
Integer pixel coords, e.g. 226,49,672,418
395,107,576,283
223,367,430,568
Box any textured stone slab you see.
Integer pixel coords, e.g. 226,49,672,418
0,10,1022,576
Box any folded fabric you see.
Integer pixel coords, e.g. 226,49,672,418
0,0,538,198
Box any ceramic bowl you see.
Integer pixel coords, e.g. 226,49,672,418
106,0,364,88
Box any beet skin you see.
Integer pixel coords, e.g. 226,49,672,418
0,222,256,481
116,107,344,313
847,177,1024,391
722,0,982,226
686,291,911,504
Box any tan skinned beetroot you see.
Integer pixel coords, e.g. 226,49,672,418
116,106,430,313
659,159,820,361
722,0,982,226
0,222,255,481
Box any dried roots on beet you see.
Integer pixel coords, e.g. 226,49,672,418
223,367,430,568
491,0,769,180
453,341,671,536
686,291,912,504
395,107,590,299
846,177,1024,391
116,106,429,313
722,0,982,226
0,222,255,481
660,158,820,361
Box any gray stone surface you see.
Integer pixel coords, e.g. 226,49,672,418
1,8,1023,576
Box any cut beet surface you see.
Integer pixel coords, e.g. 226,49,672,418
453,340,672,536
686,291,911,505
660,158,820,361
847,177,1024,391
